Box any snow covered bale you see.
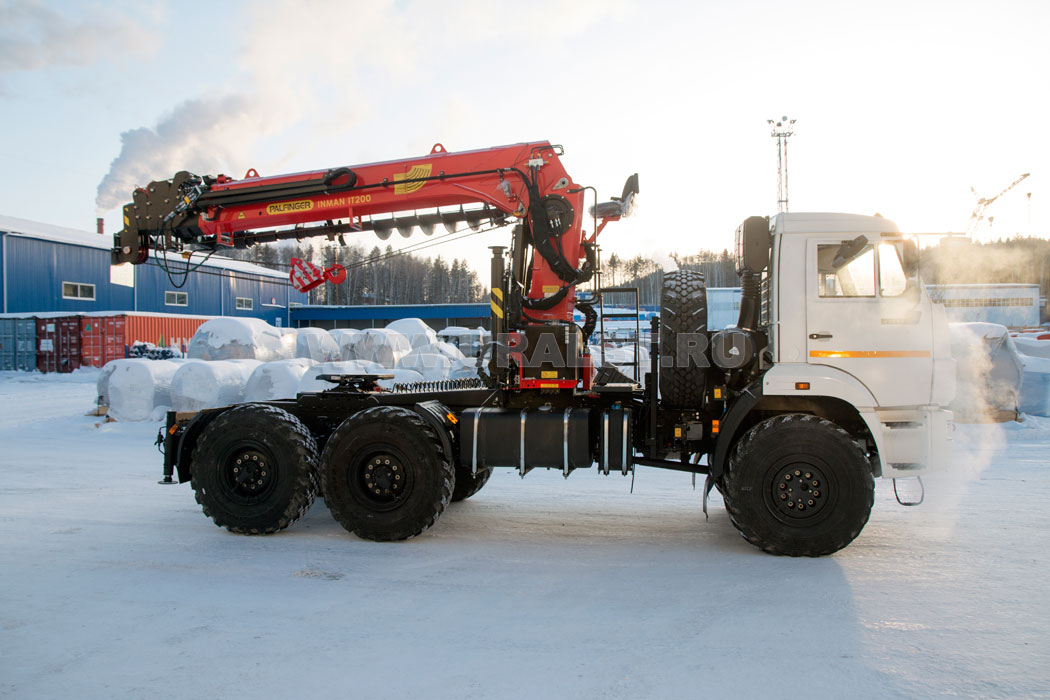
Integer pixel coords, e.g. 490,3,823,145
353,359,385,373
171,360,256,412
187,318,293,362
295,327,340,362
107,359,182,422
1020,355,1050,417
329,329,361,360
96,358,133,407
297,361,386,394
449,358,479,380
948,323,1023,422
438,326,491,357
396,350,452,381
419,341,465,361
1013,336,1050,360
385,318,437,349
277,328,298,358
243,359,315,401
350,328,411,368
376,368,424,390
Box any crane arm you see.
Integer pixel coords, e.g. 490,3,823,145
111,141,637,323
966,172,1030,237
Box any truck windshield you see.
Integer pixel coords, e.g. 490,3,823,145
878,243,908,296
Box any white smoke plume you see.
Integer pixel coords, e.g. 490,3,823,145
92,0,410,213
95,94,272,211
92,0,627,214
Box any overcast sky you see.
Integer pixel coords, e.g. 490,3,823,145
1,0,1046,274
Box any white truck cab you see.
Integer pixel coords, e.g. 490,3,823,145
761,213,954,477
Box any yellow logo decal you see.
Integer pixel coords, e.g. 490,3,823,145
237,212,246,220
266,199,314,215
394,164,432,195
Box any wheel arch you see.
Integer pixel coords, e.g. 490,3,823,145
411,400,456,465
713,382,880,479
173,407,227,483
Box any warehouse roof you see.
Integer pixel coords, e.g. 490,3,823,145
0,214,288,280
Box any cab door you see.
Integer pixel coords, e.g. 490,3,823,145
805,237,932,407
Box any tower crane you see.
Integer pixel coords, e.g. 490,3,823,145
966,172,1030,237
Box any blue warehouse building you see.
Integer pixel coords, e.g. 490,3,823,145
0,215,307,325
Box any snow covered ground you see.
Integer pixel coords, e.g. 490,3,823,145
1,369,1048,699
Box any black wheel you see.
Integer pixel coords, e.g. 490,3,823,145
190,403,319,535
723,414,875,557
321,406,454,541
660,269,709,408
452,465,492,501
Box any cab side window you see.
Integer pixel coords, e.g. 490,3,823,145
817,245,875,297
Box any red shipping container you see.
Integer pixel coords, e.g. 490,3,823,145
36,316,82,373
80,315,125,367
79,313,212,367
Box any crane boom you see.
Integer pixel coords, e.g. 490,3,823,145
966,172,1030,237
111,141,638,323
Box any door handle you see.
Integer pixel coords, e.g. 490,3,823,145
809,332,833,340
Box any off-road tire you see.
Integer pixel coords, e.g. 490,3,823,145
660,269,709,408
723,413,874,556
321,406,454,541
452,465,492,501
190,403,320,535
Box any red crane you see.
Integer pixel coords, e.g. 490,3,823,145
112,141,637,324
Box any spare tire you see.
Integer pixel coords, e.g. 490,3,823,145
659,269,709,408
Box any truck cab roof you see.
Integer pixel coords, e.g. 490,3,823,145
772,212,900,235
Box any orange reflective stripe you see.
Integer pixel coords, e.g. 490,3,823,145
809,350,931,359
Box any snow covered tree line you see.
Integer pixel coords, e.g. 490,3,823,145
217,236,1050,309
593,238,1050,307
215,241,485,305
586,250,738,305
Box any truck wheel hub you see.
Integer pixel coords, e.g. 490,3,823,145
358,452,410,508
224,448,275,500
771,464,827,519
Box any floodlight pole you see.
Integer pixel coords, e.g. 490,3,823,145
768,116,796,212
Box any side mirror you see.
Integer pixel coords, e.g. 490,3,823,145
592,173,639,219
735,215,770,273
620,173,639,202
832,235,868,269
